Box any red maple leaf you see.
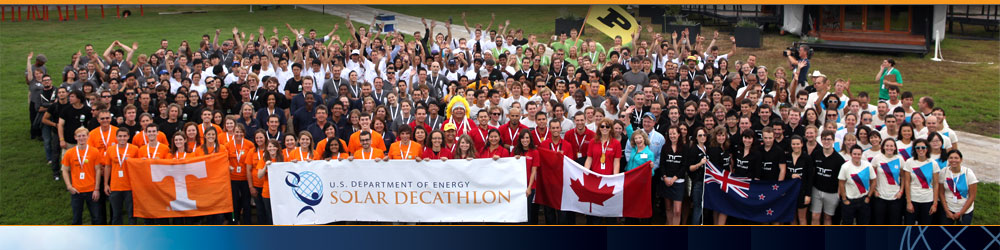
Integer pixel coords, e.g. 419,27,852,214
569,172,616,213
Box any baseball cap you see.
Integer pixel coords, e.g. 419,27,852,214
443,123,457,131
643,112,656,120
686,56,698,62
350,49,360,55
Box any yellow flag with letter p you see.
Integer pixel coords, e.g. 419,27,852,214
586,5,638,45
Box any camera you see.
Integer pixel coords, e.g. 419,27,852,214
783,42,813,59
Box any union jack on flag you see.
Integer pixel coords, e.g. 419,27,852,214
704,161,751,198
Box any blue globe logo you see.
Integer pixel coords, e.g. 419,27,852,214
285,171,323,216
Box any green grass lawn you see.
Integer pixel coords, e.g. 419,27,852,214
1,5,997,225
0,5,365,225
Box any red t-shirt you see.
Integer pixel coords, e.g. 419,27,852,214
467,126,494,152
499,123,528,150
540,138,575,157
520,149,540,189
529,127,552,147
587,138,622,175
422,147,452,160
477,146,511,159
564,128,595,159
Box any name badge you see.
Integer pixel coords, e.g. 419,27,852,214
600,163,606,170
118,171,124,178
576,153,582,158
236,166,242,173
79,173,85,180
640,153,648,159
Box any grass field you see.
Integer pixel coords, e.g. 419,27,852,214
1,5,997,225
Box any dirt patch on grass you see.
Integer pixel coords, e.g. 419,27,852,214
961,120,1000,138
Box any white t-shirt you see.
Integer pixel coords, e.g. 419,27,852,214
938,166,978,214
870,153,905,200
838,160,876,199
903,158,941,203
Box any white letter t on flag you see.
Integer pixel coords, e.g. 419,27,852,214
150,161,208,211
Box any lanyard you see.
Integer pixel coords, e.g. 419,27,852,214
235,140,244,162
176,151,187,159
360,149,372,160
476,127,486,143
267,130,280,141
284,149,293,159
550,139,562,152
534,128,549,144
99,127,112,147
114,145,129,167
574,131,587,150
350,83,360,97
146,143,159,158
298,147,307,161
400,141,412,159
76,146,89,170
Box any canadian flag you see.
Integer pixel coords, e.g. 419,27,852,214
534,149,652,218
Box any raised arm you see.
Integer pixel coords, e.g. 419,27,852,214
483,13,496,34
232,27,245,52
461,12,472,35
25,52,35,84
285,23,302,38
213,29,221,48
103,41,117,62
325,23,339,39
124,42,137,63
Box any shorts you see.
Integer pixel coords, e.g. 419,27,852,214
809,187,839,216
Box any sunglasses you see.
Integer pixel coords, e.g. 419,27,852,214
600,125,611,129
99,117,111,120
101,95,112,98
491,113,501,116
914,146,928,150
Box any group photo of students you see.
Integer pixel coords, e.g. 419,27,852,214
23,7,981,226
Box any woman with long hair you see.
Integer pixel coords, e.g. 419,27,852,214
901,139,939,225
193,125,226,157
419,130,450,161
871,138,904,225
581,118,621,225
686,127,710,225
169,131,191,160
226,124,255,225
707,127,732,225
320,133,349,160
448,134,478,160
477,129,510,160
787,135,816,225
256,140,284,225
937,150,978,225
512,130,540,225
250,129,268,224
659,126,688,225
295,131,315,161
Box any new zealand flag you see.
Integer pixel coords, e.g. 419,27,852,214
703,162,801,223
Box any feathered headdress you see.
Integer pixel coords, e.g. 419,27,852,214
445,95,470,119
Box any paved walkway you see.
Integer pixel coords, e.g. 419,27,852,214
297,5,1000,183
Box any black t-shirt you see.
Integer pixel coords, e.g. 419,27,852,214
813,149,845,193
284,77,304,96
731,145,759,178
59,105,92,144
46,101,68,124
756,144,786,181
707,145,731,172
786,152,816,195
686,145,708,182
159,120,182,138
658,144,687,179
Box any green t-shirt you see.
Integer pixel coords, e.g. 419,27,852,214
879,68,902,100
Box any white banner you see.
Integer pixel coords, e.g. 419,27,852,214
268,158,527,225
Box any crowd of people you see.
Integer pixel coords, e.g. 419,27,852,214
24,11,979,225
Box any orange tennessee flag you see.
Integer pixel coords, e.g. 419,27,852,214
127,153,233,218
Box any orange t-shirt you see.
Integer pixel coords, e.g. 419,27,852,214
353,148,385,160
196,123,224,140
105,143,138,191
250,150,265,188
284,148,314,162
191,144,228,158
131,131,168,147
314,138,348,159
256,155,284,198
61,146,104,193
347,130,386,155
388,141,424,160
227,139,256,181
137,143,170,159
87,126,118,153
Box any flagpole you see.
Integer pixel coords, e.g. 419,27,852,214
574,6,591,47
700,160,707,225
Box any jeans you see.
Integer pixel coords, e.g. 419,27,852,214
841,197,870,225
689,181,704,225
872,197,904,225
261,198,273,225
42,125,55,163
71,192,104,225
109,191,135,225
903,201,935,225
231,181,252,224
943,211,973,225
254,187,268,224
526,191,538,225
